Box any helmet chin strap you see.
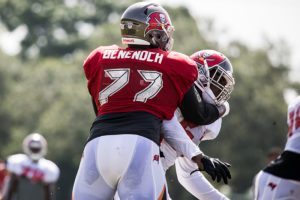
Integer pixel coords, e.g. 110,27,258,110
196,58,216,105
203,58,210,89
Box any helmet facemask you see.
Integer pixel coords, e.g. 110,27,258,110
147,25,174,51
23,133,47,161
195,58,235,106
208,65,235,106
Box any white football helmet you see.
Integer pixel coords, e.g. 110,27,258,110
23,133,47,161
190,50,235,106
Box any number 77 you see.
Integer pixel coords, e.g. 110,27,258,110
99,68,163,105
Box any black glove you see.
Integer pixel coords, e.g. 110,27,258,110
191,154,231,184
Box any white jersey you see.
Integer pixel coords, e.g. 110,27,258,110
160,110,229,200
178,110,222,145
161,109,222,170
285,96,300,154
254,96,300,200
6,154,60,184
161,113,202,161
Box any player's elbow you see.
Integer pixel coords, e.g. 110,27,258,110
184,103,219,125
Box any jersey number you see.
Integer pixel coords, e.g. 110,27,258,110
288,106,300,137
99,69,163,105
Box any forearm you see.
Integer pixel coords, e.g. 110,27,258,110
177,168,229,200
175,157,229,200
44,184,54,200
180,85,220,125
161,114,202,160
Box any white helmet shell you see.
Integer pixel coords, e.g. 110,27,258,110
23,133,47,161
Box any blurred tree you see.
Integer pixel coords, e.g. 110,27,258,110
0,53,94,199
0,0,300,200
0,52,14,158
0,0,134,58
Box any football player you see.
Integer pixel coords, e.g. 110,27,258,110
72,2,230,200
254,96,300,200
160,50,235,200
2,133,60,200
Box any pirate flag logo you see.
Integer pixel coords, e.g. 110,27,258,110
144,12,172,36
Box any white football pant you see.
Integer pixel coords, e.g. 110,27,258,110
254,171,300,200
72,135,167,200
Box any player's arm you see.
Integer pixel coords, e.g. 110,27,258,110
42,161,60,200
175,158,229,200
2,173,18,200
179,85,225,125
83,48,102,117
162,114,202,160
162,115,231,184
44,183,55,200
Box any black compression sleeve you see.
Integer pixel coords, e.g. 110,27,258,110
179,84,219,125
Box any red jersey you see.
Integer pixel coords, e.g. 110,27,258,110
0,163,7,190
83,45,198,120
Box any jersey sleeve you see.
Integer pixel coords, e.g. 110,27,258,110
43,160,60,184
6,154,27,175
83,47,102,81
83,45,120,96
201,118,222,141
161,114,202,160
160,140,178,171
175,157,230,200
167,51,198,102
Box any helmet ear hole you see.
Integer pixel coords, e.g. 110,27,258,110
144,8,148,15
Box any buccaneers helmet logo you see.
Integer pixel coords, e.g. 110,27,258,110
199,51,213,61
145,12,172,36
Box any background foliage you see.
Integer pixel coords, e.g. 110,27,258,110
0,0,299,199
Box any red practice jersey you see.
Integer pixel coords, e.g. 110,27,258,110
83,45,198,120
0,163,7,190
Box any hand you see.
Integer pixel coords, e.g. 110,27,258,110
192,154,231,184
216,104,226,117
218,101,230,118
202,88,216,104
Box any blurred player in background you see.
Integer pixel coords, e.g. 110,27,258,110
0,160,7,200
161,50,235,200
254,96,300,200
73,2,230,200
2,133,60,200
251,147,282,198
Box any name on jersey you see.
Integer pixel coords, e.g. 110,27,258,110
103,50,163,64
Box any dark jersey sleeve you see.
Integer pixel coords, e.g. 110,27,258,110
263,150,300,181
179,84,219,125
